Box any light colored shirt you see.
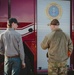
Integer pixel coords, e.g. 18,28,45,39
0,28,25,63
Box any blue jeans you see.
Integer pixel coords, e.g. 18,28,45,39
4,57,21,75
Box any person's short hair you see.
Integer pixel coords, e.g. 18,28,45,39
7,18,19,26
48,19,60,26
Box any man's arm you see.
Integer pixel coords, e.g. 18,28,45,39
0,34,4,55
19,36,26,68
68,37,73,56
41,36,49,50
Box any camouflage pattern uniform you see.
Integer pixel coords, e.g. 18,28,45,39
48,61,67,75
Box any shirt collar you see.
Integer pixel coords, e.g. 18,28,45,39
7,28,14,31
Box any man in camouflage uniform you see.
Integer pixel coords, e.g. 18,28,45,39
41,19,73,75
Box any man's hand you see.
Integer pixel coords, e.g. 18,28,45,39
22,62,26,68
68,50,71,57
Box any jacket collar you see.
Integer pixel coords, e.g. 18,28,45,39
52,28,62,31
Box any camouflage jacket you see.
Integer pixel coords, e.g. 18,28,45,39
41,28,73,62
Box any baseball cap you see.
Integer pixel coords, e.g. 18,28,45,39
48,19,60,26
8,18,19,25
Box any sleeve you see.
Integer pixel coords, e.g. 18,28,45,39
41,36,49,50
0,34,4,55
19,36,25,63
68,36,73,54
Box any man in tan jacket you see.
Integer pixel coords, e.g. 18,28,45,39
41,19,73,75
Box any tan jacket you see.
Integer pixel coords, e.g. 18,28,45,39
41,28,73,62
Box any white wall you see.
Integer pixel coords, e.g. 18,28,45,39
37,0,70,70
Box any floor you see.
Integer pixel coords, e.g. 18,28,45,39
31,71,74,75
37,70,74,75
